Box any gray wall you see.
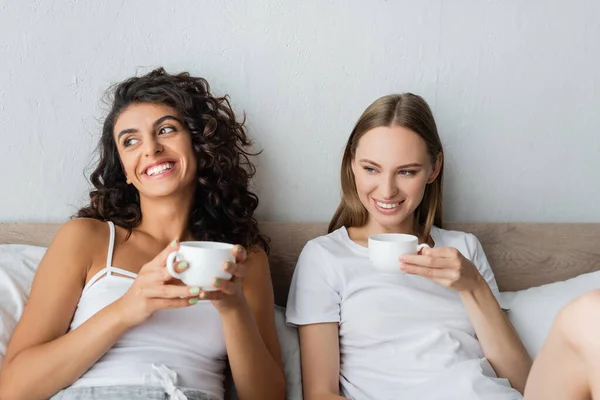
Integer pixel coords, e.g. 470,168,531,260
1,0,598,222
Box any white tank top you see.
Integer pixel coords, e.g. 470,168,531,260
67,221,226,400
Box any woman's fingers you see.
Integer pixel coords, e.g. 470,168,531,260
147,239,180,271
400,263,460,281
198,290,224,301
400,247,463,268
231,245,247,264
211,277,238,295
400,254,439,268
143,283,201,299
223,261,245,279
173,260,189,273
420,246,461,259
152,297,200,309
159,260,189,283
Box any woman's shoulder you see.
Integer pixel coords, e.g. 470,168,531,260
244,245,268,267
431,225,482,250
35,219,111,280
303,227,350,251
55,218,108,240
49,218,110,259
432,225,478,242
431,226,484,261
295,227,357,269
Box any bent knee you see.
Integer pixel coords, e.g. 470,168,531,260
557,290,600,346
566,290,600,317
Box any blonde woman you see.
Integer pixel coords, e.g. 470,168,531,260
286,94,532,399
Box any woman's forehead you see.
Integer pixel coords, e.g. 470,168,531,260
114,103,181,132
355,126,429,162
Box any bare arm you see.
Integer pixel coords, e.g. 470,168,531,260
401,246,532,394
298,323,348,400
0,220,128,400
217,249,286,400
460,280,532,394
0,220,198,400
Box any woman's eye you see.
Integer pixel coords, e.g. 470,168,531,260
399,170,416,176
158,126,176,135
364,167,377,174
123,138,139,147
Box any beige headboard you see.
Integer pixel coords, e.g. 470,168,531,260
1,222,599,307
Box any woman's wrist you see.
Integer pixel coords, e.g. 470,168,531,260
217,297,252,320
459,277,497,311
106,298,139,332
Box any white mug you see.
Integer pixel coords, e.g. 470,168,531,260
166,241,234,290
368,233,430,273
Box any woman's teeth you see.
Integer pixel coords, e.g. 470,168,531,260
376,201,399,209
146,162,174,176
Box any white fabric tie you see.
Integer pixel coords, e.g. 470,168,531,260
151,363,188,400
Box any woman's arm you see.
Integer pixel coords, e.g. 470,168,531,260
0,220,199,400
0,219,128,400
459,279,532,393
298,323,347,400
208,248,285,400
400,246,532,394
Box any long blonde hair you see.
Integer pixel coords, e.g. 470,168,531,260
328,93,444,240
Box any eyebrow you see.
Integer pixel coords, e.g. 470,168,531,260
117,115,182,141
358,159,423,169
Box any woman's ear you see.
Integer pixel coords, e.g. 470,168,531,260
427,152,443,184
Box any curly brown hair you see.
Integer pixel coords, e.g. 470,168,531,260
77,67,269,253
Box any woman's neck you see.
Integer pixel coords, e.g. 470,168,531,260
137,192,195,244
365,215,416,236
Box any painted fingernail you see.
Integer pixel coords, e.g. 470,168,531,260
400,264,408,271
236,245,244,253
213,278,221,286
179,261,189,270
189,287,200,295
398,255,405,261
170,239,178,247
189,298,199,305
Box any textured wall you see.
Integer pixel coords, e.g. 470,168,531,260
1,0,599,222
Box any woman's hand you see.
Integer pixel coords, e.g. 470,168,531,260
197,245,248,313
114,240,201,327
399,246,485,292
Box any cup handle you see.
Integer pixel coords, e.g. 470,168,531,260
417,243,430,254
166,251,184,280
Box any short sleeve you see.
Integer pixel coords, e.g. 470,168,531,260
286,241,342,326
468,234,510,310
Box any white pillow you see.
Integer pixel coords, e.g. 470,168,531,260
501,270,600,359
0,244,47,368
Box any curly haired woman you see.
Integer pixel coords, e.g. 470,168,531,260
0,68,285,400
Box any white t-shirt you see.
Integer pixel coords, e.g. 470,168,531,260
286,226,522,400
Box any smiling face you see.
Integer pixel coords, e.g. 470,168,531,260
351,125,441,233
113,102,197,199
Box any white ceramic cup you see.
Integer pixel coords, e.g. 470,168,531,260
368,233,430,273
166,241,234,290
